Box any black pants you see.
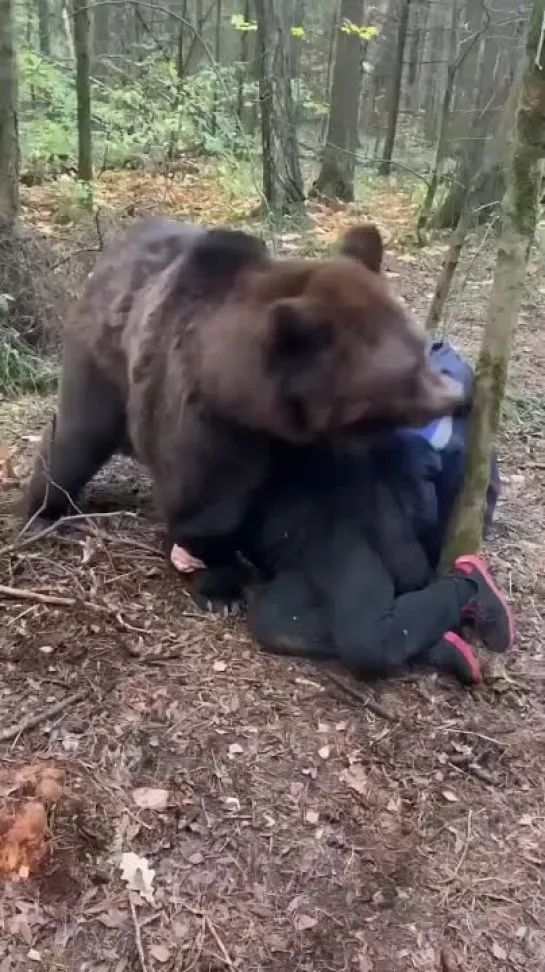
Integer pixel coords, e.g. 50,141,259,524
249,539,475,678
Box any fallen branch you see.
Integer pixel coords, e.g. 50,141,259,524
0,583,85,608
128,891,149,972
321,669,397,722
0,510,138,560
0,687,90,742
178,901,235,970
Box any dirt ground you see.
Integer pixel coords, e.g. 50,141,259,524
0,193,544,972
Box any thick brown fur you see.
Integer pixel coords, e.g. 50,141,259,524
24,217,463,568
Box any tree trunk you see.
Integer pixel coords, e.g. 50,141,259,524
236,0,251,125
73,0,92,184
62,0,75,60
440,0,545,565
310,0,364,202
0,0,19,227
184,0,205,75
211,0,222,134
320,7,338,144
379,0,411,176
36,0,51,56
433,0,521,230
176,0,188,77
255,0,305,216
416,0,459,237
92,0,109,78
425,166,491,331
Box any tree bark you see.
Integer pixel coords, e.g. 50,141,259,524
0,0,19,227
255,0,305,216
73,0,92,184
441,0,545,565
310,0,364,203
379,0,411,176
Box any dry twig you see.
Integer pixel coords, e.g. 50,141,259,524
0,687,90,742
128,892,149,972
321,669,397,722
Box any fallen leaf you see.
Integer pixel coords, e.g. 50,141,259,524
213,660,227,672
27,950,42,963
492,943,507,960
318,745,330,760
119,852,155,904
150,945,171,964
97,907,127,929
132,787,170,811
441,789,459,803
355,945,373,971
304,810,319,825
0,802,48,876
228,743,244,756
340,764,368,797
294,914,317,932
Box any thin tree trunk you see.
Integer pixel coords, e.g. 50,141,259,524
211,0,222,134
440,0,545,564
92,0,109,78
36,0,51,56
255,0,305,216
320,7,338,144
73,0,92,184
311,0,364,202
62,0,75,60
416,0,458,237
236,0,251,125
379,0,411,176
0,0,19,227
425,166,489,331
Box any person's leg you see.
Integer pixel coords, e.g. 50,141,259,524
326,539,483,680
248,570,334,660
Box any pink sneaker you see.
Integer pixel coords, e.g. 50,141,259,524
427,631,482,685
454,555,515,653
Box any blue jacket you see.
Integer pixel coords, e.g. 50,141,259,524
390,339,500,568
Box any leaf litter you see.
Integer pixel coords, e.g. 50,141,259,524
1,177,545,970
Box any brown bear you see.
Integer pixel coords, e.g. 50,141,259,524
24,216,463,574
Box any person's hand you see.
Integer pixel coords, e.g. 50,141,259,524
170,544,205,573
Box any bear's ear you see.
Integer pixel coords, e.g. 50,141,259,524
339,223,383,273
267,299,334,368
189,228,269,283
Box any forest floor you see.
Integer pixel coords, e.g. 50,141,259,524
0,170,544,972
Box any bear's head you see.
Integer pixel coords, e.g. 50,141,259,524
184,224,465,443
260,223,465,441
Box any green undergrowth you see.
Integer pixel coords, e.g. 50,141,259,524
0,330,59,396
501,391,545,435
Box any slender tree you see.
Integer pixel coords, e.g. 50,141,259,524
379,0,411,176
416,0,459,237
310,0,365,202
36,0,51,57
255,0,305,215
0,0,19,227
441,0,545,563
73,0,92,185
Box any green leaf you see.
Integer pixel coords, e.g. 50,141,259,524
290,25,306,38
340,19,379,40
231,13,257,31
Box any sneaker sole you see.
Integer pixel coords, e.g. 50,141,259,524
456,554,515,652
444,631,482,684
